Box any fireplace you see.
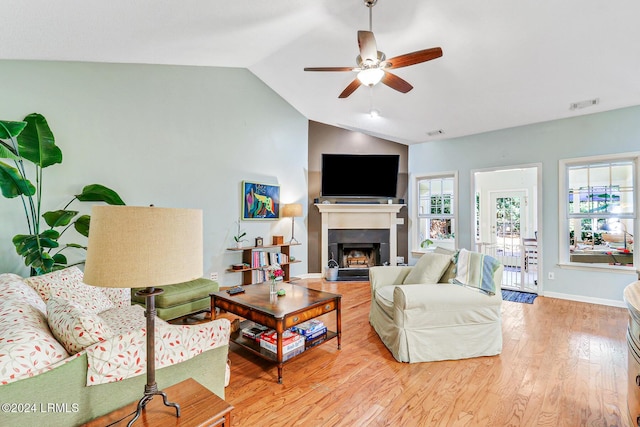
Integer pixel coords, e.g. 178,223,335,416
329,228,389,265
316,203,404,280
328,229,390,281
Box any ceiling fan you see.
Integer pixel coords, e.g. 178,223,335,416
304,0,443,98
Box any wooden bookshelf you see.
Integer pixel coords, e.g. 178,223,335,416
226,242,301,285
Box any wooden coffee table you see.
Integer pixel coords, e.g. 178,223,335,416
210,283,341,383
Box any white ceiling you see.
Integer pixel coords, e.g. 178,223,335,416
3,0,640,145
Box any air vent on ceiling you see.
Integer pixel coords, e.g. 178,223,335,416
570,98,600,110
427,129,445,137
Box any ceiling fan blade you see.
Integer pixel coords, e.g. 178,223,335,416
357,30,378,64
304,66,356,72
384,47,443,69
338,78,362,98
381,72,413,93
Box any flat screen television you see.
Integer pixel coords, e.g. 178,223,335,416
321,154,399,198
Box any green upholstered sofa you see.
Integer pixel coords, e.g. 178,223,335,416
0,268,230,427
131,277,218,320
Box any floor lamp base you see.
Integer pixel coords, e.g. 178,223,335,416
127,390,180,426
128,287,181,426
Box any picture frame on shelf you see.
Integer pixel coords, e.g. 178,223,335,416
255,237,264,246
242,181,280,220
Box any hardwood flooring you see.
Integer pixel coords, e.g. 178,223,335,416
220,279,629,427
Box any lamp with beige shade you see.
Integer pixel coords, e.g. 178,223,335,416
282,203,303,244
83,205,203,426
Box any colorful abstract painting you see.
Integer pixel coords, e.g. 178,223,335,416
242,181,280,220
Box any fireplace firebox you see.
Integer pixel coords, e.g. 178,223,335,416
328,229,390,281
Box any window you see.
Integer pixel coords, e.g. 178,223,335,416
560,155,636,268
416,173,456,250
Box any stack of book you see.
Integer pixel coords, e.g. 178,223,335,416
251,251,269,269
250,251,289,268
268,252,289,265
241,323,269,341
291,319,327,347
259,329,305,361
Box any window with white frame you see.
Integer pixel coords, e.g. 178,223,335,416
561,155,636,268
416,174,456,249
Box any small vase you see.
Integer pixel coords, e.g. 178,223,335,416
270,279,277,296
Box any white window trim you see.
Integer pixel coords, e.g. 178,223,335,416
558,152,639,271
411,171,458,253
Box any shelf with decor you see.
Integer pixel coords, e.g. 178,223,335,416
226,243,301,285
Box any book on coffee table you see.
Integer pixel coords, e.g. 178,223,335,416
241,323,269,340
260,330,304,354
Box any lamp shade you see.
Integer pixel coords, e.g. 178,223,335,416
282,203,303,218
83,205,203,289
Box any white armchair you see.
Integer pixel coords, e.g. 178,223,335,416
369,251,503,363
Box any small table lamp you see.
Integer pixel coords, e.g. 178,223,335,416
282,203,303,244
83,205,203,426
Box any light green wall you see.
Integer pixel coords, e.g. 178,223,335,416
0,60,308,285
409,106,640,304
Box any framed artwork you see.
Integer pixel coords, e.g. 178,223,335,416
242,181,280,220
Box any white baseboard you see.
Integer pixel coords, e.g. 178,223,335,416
542,291,626,308
295,273,323,279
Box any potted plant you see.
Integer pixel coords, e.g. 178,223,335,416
0,113,125,275
233,219,247,248
420,239,434,248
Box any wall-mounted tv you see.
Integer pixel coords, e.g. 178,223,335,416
321,154,399,198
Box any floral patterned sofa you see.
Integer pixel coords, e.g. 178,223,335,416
0,267,230,427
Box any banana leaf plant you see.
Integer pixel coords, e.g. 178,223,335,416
0,113,125,275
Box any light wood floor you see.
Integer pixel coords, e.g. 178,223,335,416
221,279,630,427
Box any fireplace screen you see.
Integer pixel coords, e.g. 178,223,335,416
340,243,379,268
328,229,390,269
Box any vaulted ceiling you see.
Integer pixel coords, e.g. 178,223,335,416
3,0,640,144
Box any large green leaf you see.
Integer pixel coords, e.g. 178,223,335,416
66,243,87,250
0,120,27,139
0,140,19,160
13,230,60,273
30,252,54,274
0,120,24,160
52,253,67,265
0,161,36,198
17,113,62,168
13,230,60,252
74,214,90,237
76,184,125,205
43,210,79,228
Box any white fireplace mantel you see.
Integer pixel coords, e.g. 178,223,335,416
315,203,405,269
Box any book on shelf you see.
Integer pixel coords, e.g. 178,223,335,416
251,251,269,268
300,326,327,341
241,323,269,340
269,252,289,265
259,330,304,354
278,345,305,362
250,251,289,269
291,319,325,336
305,333,328,349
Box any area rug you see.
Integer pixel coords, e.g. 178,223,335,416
501,290,538,304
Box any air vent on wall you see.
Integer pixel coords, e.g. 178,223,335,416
427,129,445,137
570,98,599,110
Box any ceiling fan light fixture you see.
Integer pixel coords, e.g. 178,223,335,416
357,68,384,86
369,108,380,118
